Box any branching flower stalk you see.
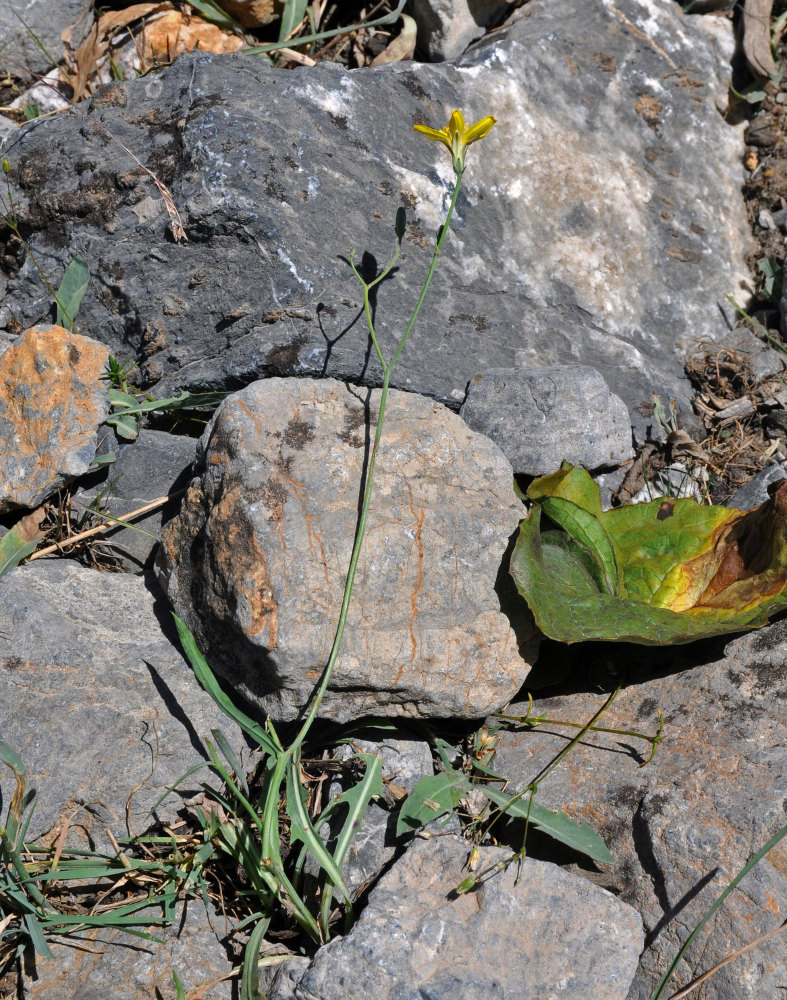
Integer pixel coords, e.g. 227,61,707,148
495,696,665,766
1,110,498,978
172,110,498,944
269,109,497,937
296,110,496,730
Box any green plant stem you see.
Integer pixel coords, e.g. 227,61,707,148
288,173,463,756
482,687,621,842
494,709,664,762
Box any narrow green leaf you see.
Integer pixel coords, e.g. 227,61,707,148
87,452,117,471
173,615,280,757
0,740,25,776
108,387,138,406
730,83,768,104
322,753,384,868
259,755,287,867
55,255,89,332
186,0,239,28
279,0,308,43
211,728,248,796
396,770,471,837
433,738,461,772
241,916,271,1000
483,786,613,864
285,759,349,900
172,969,186,1000
23,912,54,959
109,390,230,418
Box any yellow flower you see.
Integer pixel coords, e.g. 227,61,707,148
413,109,497,174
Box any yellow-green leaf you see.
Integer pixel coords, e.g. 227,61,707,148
510,465,787,644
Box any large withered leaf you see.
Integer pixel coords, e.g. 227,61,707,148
510,464,787,644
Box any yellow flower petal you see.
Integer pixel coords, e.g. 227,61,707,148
413,123,451,148
448,109,465,138
463,115,497,145
413,109,496,174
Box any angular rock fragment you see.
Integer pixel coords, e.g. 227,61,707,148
0,324,110,512
157,377,534,723
0,0,93,76
73,428,198,571
292,837,644,1000
460,364,634,476
408,0,515,61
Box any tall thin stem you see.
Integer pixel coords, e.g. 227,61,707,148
288,174,463,754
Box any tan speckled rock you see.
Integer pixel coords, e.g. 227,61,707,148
157,377,535,723
0,325,110,512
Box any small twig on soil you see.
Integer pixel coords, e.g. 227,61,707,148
28,490,184,560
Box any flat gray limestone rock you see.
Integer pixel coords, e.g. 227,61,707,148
0,0,750,441
292,836,644,1000
0,561,246,850
460,364,634,475
20,898,233,1000
492,624,787,1000
156,377,535,724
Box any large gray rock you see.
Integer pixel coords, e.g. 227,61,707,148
0,325,110,512
493,624,787,1000
0,0,749,440
293,836,644,1000
461,364,634,475
0,561,246,849
156,377,534,724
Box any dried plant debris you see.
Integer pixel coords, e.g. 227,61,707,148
11,1,409,109
33,489,129,571
684,341,787,502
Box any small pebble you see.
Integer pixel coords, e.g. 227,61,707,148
758,208,777,230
